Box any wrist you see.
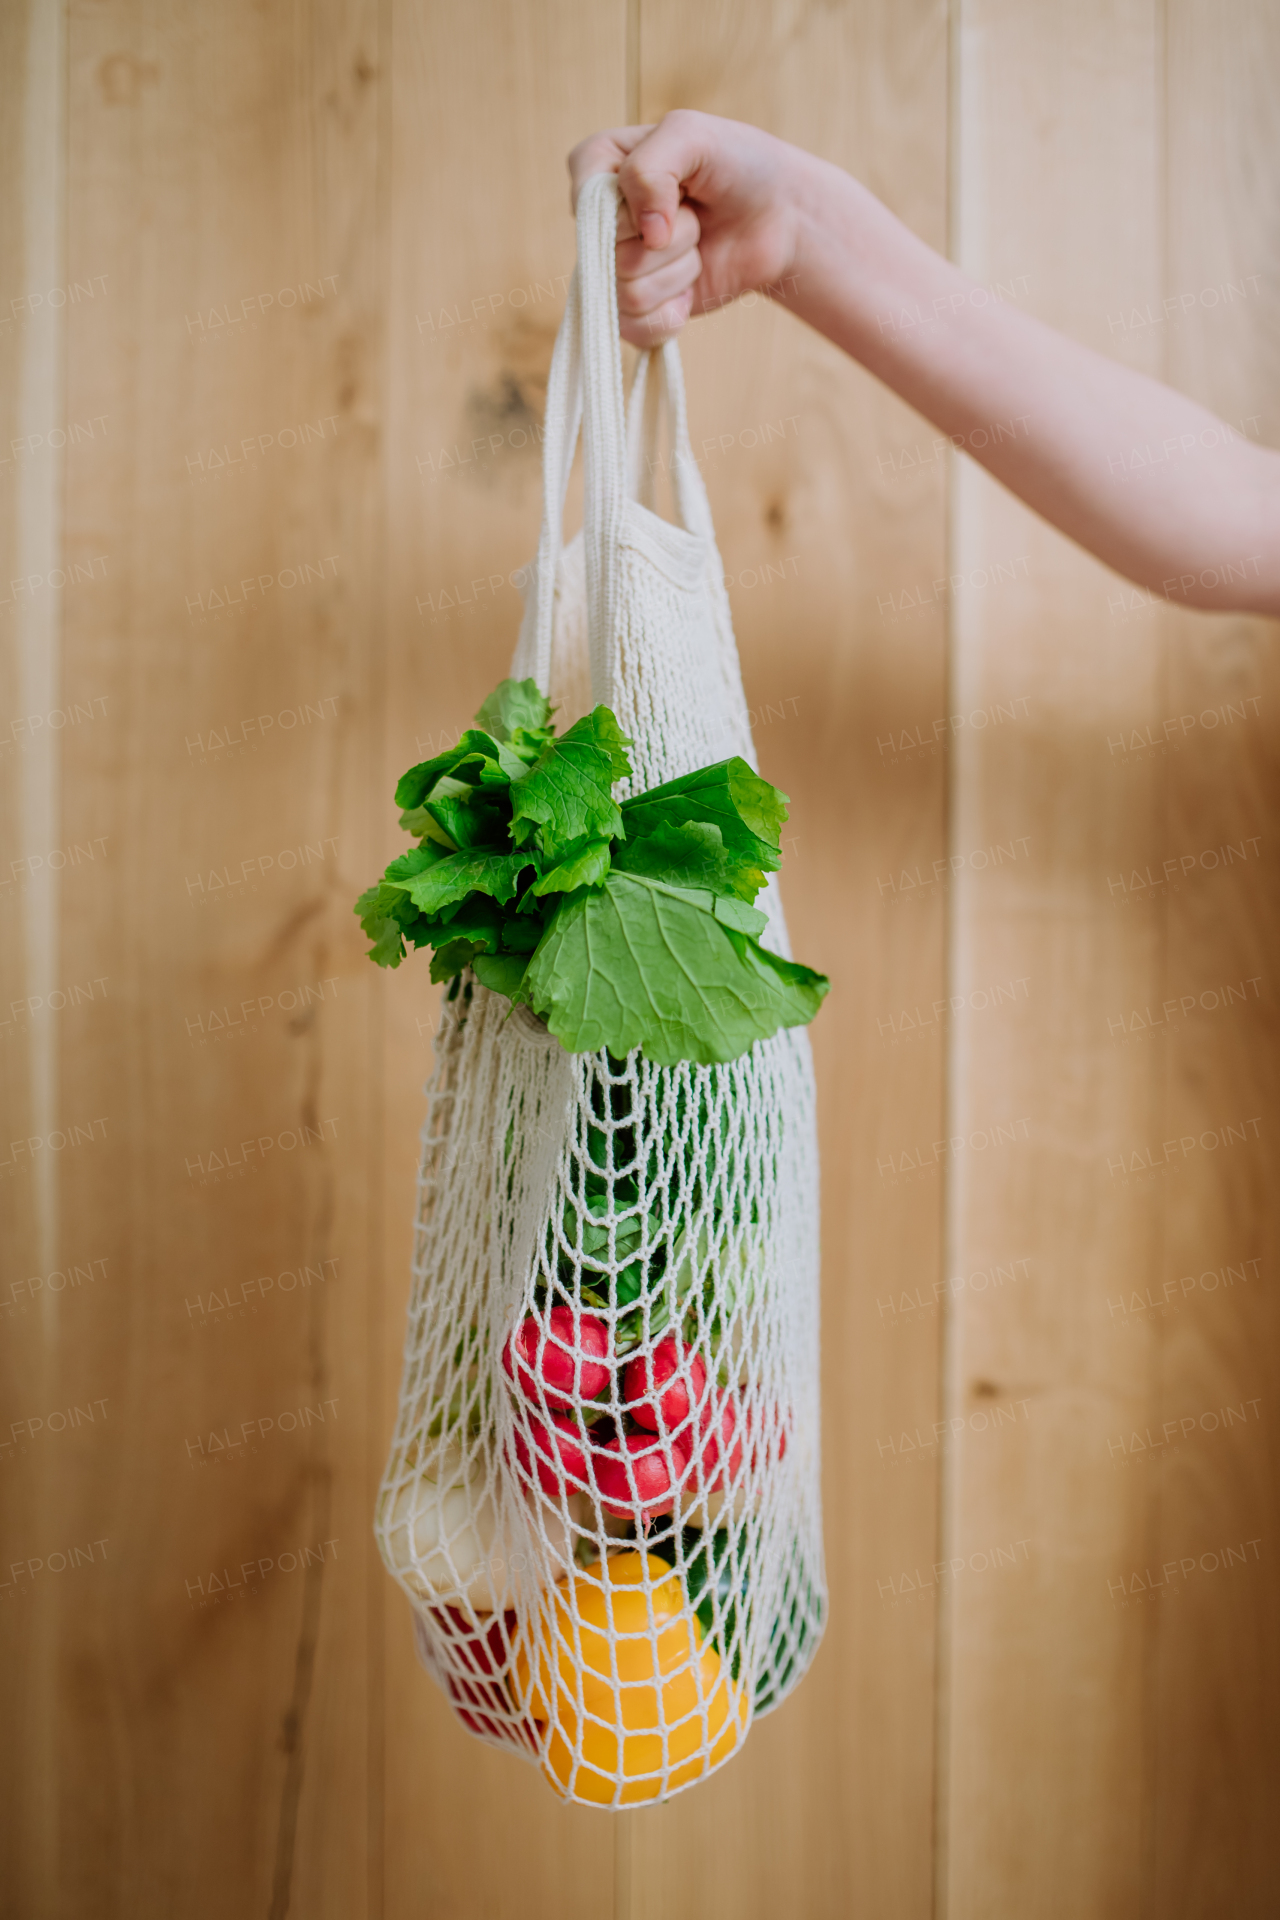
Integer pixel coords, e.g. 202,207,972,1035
773,155,968,371
761,142,827,289
776,153,873,308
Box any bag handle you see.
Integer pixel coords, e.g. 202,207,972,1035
576,173,630,706
524,262,584,697
626,345,661,511
626,339,717,545
525,173,710,701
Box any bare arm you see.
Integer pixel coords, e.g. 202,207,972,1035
569,111,1280,617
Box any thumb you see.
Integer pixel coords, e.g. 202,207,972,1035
619,157,683,252
618,111,716,250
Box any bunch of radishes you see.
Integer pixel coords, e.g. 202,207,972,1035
502,1304,744,1527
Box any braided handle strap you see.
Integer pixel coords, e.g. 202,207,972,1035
523,174,712,706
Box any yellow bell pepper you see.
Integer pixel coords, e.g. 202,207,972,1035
511,1549,744,1805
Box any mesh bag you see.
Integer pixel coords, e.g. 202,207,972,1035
375,174,825,1807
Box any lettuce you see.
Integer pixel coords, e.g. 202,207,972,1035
508,706,632,859
621,760,784,880
474,677,557,754
521,873,827,1066
355,678,828,1064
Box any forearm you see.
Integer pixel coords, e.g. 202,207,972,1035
781,153,1280,613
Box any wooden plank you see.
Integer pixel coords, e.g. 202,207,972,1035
379,4,628,1915
1151,3,1280,1911
942,2,1172,1915
0,5,67,1913
622,3,951,1915
6,3,387,1913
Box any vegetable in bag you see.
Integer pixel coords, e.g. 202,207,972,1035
380,1441,576,1611
511,1550,743,1805
355,679,828,1067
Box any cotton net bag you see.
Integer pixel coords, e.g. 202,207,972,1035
375,173,825,1808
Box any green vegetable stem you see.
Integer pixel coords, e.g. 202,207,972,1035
355,678,829,1067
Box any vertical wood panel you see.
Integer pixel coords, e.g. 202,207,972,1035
946,1,1280,1917
1154,2,1280,1910
8,3,388,1913
944,2,1168,1914
628,3,950,1915
1,5,66,1911
379,5,626,1915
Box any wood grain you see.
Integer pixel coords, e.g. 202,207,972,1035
1151,2,1280,1911
944,1,1280,1917
379,4,626,1915
626,3,951,1916
942,2,1170,1914
1,5,67,1913
6,3,387,1913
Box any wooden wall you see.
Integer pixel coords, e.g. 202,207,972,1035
0,3,1275,1916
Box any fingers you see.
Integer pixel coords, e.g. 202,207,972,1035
618,287,696,349
617,239,701,321
616,110,715,251
616,202,700,346
570,110,716,249
567,125,655,214
568,111,719,343
616,202,700,283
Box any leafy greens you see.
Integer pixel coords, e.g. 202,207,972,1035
355,678,828,1066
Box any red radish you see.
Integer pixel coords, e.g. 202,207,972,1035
697,1393,744,1493
622,1335,707,1437
590,1430,692,1522
511,1412,590,1496
502,1305,610,1412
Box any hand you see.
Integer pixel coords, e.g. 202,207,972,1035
572,114,1280,616
567,110,806,346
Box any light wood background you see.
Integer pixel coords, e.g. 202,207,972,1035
1,2,1275,1916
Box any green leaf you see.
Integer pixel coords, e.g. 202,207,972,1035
472,952,530,998
355,869,434,962
499,913,545,952
532,838,612,897
509,707,632,861
364,916,408,968
393,740,477,813
397,804,441,840
383,845,445,884
429,938,486,983
712,894,768,936
356,877,427,954
523,870,828,1065
470,741,531,784
396,849,536,915
722,924,829,1021
394,729,523,811
474,677,553,745
411,773,511,853
612,818,767,904
620,758,786,887
430,895,505,949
